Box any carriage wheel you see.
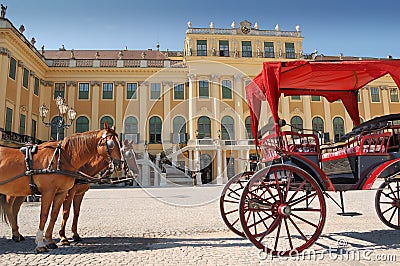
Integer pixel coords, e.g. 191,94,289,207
375,179,400,229
239,164,326,256
220,171,254,237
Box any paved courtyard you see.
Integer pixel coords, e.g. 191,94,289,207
0,184,399,265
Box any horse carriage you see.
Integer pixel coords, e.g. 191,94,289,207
0,122,138,252
220,60,400,256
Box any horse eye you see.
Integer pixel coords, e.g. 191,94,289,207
106,139,115,149
125,151,133,158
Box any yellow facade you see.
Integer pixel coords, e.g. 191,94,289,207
1,17,399,185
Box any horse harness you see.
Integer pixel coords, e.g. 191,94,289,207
0,129,122,197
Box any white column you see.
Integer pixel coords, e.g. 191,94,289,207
323,98,332,141
66,81,76,135
362,87,371,121
302,96,312,130
139,81,148,145
27,72,35,136
0,51,10,126
90,81,100,129
194,149,202,185
142,152,150,186
245,149,250,171
163,81,172,143
234,74,244,139
216,145,223,184
211,74,220,137
381,87,390,115
239,149,245,173
222,149,228,183
115,81,125,133
188,74,196,140
281,96,290,123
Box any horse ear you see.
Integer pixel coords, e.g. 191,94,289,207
111,125,116,131
104,120,109,130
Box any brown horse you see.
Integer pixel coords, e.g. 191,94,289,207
58,139,138,245
0,122,122,252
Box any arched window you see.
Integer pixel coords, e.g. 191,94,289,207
290,116,303,132
333,117,345,142
221,116,235,140
197,116,211,139
312,117,324,133
149,116,162,144
124,116,138,133
124,116,138,143
50,116,64,140
100,116,114,129
245,116,252,139
173,116,187,143
75,116,89,133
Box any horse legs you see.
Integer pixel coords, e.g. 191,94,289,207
44,191,69,249
58,189,76,246
35,190,56,253
71,192,86,242
10,196,26,242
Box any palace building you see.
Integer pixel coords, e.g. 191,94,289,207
1,16,399,186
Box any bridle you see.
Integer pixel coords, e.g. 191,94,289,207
98,129,123,173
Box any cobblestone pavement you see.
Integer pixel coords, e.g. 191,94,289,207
1,184,399,265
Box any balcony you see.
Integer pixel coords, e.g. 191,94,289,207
0,128,43,146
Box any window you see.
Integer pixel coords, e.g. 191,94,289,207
219,40,229,56
150,83,161,100
51,116,64,140
149,116,162,144
333,117,345,142
311,96,320,101
100,116,114,129
173,83,184,100
75,116,89,133
390,88,399,102
242,41,252,57
22,68,29,88
197,116,211,139
370,87,380,102
5,108,12,131
285,42,295,59
9,57,16,79
54,83,65,99
126,83,137,99
291,95,301,100
124,116,139,143
199,80,209,98
245,116,252,139
312,117,324,133
102,83,113,99
172,116,187,143
34,77,39,96
78,83,89,99
290,116,303,131
31,119,37,139
197,40,207,56
222,80,232,99
221,116,235,140
19,114,26,135
264,42,274,58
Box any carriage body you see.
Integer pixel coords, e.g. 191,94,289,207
220,60,400,256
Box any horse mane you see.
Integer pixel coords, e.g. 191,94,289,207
60,129,101,160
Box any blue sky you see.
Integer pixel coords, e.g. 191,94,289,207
2,0,400,58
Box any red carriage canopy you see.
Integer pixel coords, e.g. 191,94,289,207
246,60,400,144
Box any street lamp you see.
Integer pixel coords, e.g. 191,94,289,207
39,96,77,141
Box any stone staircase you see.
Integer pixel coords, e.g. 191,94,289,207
163,164,193,186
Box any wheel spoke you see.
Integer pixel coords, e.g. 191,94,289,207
273,171,284,202
381,205,396,215
290,213,318,228
225,209,238,215
288,216,308,241
287,180,307,204
284,218,293,250
224,199,240,204
248,212,275,229
231,217,240,227
289,192,318,207
283,172,293,202
274,217,283,251
388,207,397,224
227,187,242,199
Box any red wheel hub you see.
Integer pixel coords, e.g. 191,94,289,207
277,204,291,217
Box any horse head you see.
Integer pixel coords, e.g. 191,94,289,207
121,139,139,178
97,121,123,172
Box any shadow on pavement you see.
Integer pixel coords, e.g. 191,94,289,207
0,235,252,254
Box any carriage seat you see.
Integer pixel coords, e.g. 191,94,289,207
321,144,386,161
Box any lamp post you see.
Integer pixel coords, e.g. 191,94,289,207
39,96,77,141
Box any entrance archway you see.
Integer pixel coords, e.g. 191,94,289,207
200,154,213,184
